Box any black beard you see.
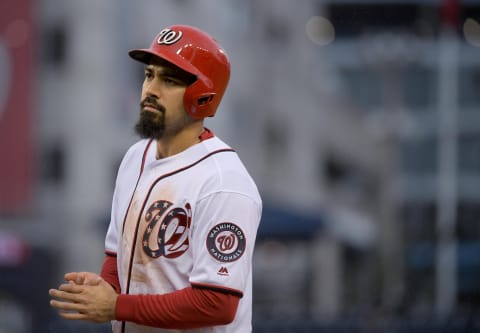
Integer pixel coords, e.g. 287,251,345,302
135,96,166,139
135,110,165,140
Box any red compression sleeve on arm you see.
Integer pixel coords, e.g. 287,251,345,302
115,286,240,329
100,253,120,293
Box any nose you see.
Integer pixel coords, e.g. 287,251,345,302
143,79,162,100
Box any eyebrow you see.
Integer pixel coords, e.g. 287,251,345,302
145,65,196,85
145,65,178,77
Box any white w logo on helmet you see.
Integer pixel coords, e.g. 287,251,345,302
156,28,183,45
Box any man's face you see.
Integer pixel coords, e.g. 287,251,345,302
135,58,196,140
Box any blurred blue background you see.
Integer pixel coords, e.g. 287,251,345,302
1,0,480,332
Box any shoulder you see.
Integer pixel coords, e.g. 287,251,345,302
200,137,261,203
118,139,153,173
125,139,153,158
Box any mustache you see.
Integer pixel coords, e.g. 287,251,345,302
140,97,165,112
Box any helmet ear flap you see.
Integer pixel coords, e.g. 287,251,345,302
184,79,218,119
196,93,216,107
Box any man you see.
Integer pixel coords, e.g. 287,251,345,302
49,25,262,333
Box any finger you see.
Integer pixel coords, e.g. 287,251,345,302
49,288,83,303
58,310,89,321
64,272,79,281
58,283,85,293
65,272,84,285
65,272,102,286
84,275,102,286
50,299,86,312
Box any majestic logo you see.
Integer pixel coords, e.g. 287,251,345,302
207,222,246,263
156,28,183,45
217,267,229,276
142,200,192,259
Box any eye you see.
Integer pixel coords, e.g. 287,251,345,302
144,70,154,80
163,76,183,86
164,77,175,84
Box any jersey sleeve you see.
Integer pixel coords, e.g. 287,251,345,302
189,191,261,295
115,286,239,329
100,253,120,293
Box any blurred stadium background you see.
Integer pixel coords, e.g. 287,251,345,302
1,0,480,332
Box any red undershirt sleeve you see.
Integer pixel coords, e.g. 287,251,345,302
100,253,121,293
115,286,241,329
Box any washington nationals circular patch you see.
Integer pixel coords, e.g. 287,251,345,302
206,222,246,262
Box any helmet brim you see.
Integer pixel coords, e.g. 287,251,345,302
129,49,199,78
129,49,200,86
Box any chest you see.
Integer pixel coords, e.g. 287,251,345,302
123,169,199,260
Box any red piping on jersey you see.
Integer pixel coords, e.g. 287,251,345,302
121,139,154,235
140,139,154,174
123,148,236,298
191,282,243,298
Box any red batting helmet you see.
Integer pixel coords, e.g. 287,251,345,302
128,25,230,119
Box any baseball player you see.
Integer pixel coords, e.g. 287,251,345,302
49,25,262,333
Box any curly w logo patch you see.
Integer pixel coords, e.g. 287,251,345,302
142,200,192,259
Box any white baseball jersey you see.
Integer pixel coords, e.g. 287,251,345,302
104,134,262,333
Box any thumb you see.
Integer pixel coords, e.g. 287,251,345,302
84,274,102,285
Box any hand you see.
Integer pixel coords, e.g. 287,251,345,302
49,272,118,323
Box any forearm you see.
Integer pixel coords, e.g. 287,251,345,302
116,286,240,329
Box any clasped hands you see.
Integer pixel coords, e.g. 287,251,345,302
49,272,118,323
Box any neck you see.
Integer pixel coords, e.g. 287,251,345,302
156,122,204,159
